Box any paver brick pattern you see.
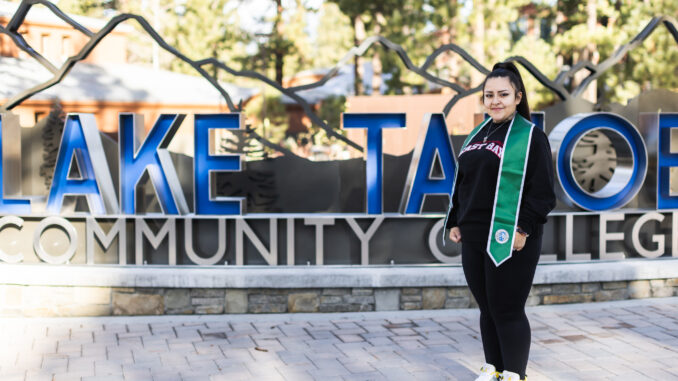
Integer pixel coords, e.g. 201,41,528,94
1,298,678,380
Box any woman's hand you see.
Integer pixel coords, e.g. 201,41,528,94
513,229,527,251
448,227,462,243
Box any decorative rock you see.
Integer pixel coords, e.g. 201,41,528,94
195,305,223,314
444,297,470,308
56,304,113,317
375,289,399,311
134,287,164,295
23,307,55,317
322,288,350,296
469,295,479,308
192,297,223,306
602,281,627,290
628,280,651,299
542,294,593,304
249,303,286,313
344,295,375,305
652,286,674,298
191,289,224,298
594,289,628,302
249,294,286,304
113,292,163,315
400,295,422,303
24,286,73,307
225,290,247,314
552,284,582,294
192,297,224,314
73,287,111,305
447,287,470,297
320,296,342,304
422,288,446,309
650,280,674,298
288,292,319,313
8,275,678,317
525,295,541,306
582,283,601,293
531,285,553,295
319,304,346,312
4,285,23,307
401,302,421,310
164,289,191,314
355,304,374,312
401,288,421,295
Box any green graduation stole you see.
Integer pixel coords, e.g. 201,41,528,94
443,113,535,266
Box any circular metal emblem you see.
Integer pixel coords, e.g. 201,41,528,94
550,113,647,211
571,130,617,194
495,229,509,244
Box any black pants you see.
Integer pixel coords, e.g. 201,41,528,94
461,233,541,379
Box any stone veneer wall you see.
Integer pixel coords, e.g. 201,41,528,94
1,279,677,317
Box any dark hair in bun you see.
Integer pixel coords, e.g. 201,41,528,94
482,61,531,121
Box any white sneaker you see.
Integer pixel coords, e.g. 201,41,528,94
474,363,500,381
500,370,523,381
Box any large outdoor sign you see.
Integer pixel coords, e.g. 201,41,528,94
1,109,678,266
1,1,677,267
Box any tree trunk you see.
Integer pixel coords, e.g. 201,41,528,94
353,14,366,95
470,1,485,87
440,2,460,93
370,12,386,95
579,0,597,103
487,0,502,60
274,0,284,85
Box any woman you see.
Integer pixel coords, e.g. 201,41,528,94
444,62,556,381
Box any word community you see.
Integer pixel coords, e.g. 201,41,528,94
3,211,678,266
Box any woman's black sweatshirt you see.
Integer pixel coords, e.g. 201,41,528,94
446,119,556,243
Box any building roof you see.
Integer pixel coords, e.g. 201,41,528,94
0,0,134,32
280,65,355,105
0,56,258,106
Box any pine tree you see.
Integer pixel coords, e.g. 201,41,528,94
313,2,353,70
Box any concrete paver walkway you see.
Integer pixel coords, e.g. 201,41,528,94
1,298,678,381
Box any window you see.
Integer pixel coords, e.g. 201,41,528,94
40,33,49,55
61,35,72,58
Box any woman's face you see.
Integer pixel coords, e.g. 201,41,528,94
483,76,522,123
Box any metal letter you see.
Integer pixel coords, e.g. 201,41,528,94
304,218,335,265
342,113,406,214
33,216,78,264
549,113,647,211
599,213,625,260
135,218,176,265
287,218,295,265
47,114,118,215
346,217,384,265
194,114,245,214
119,113,189,215
86,217,126,265
657,113,678,209
565,214,591,261
400,114,456,214
184,218,226,265
531,111,545,131
0,113,30,214
631,212,665,258
235,218,278,265
428,218,461,263
0,216,24,263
